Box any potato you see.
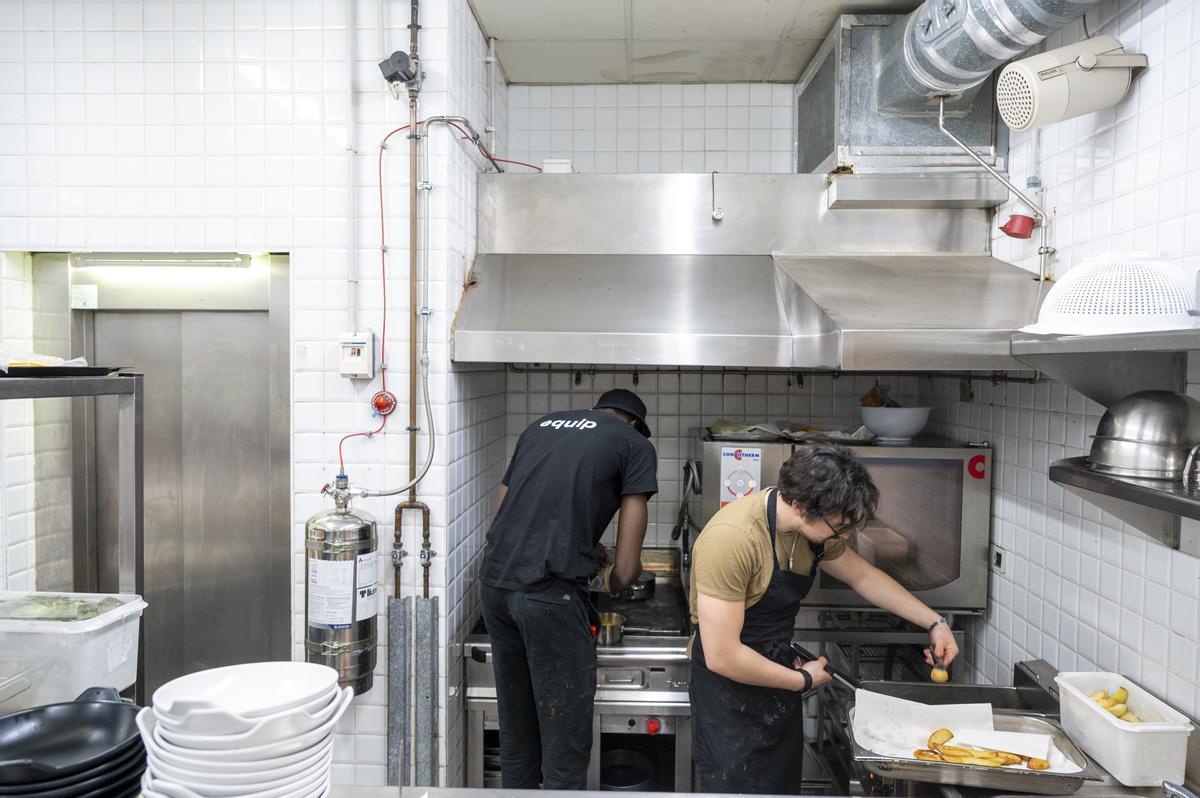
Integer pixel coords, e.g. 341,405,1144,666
1095,697,1115,709
928,728,954,748
939,753,971,764
1106,703,1128,716
964,757,1003,767
931,667,949,683
1121,713,1142,723
1089,690,1109,701
996,753,1024,766
914,749,943,762
1110,687,1128,704
936,745,977,757
1027,758,1051,771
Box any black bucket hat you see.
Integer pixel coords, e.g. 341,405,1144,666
593,388,651,438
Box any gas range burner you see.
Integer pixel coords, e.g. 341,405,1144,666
593,578,689,637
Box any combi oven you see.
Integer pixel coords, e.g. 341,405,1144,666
693,434,992,613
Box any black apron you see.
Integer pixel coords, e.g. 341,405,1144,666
690,489,824,795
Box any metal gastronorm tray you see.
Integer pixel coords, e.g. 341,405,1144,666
848,709,1102,795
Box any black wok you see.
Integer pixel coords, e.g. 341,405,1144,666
0,737,144,796
19,743,145,798
0,688,141,787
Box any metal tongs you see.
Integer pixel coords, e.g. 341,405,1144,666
790,642,860,691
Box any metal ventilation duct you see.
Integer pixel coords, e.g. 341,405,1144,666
878,0,1101,112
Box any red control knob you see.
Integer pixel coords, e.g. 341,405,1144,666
372,390,397,416
646,717,662,735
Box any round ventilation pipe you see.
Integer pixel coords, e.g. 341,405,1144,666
878,0,1100,112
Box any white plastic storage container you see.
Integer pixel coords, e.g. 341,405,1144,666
0,591,146,713
1056,671,1193,786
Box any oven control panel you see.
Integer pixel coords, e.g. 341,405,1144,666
600,714,675,735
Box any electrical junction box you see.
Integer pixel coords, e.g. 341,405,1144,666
339,332,375,379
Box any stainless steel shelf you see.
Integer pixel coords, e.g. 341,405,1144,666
827,173,1009,209
0,373,146,702
1049,456,1200,522
0,373,140,399
1012,327,1200,356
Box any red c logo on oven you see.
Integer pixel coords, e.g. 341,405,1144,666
733,449,743,460
967,455,986,480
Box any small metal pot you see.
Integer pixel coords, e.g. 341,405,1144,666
597,612,624,646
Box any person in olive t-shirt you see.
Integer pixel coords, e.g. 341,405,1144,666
480,388,657,790
688,443,959,794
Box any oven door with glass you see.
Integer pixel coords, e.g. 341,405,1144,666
803,443,992,613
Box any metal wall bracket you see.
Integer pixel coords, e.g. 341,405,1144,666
1012,332,1190,408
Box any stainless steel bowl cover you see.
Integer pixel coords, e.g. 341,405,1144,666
1094,390,1200,447
1089,391,1200,479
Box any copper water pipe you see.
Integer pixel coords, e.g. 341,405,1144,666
393,0,432,600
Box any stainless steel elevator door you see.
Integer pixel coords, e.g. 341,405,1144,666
93,311,280,694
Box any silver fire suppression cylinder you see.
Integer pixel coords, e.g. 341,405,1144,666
305,475,378,694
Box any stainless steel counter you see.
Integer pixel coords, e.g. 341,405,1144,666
330,785,1184,798
329,788,796,797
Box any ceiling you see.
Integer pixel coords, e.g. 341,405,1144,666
468,0,921,84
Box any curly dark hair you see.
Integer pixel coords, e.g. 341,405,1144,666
777,443,879,529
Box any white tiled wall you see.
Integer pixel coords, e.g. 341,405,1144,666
992,1,1200,287
944,0,1200,717
0,0,503,787
506,82,795,173
505,369,924,546
923,360,1200,717
0,251,36,591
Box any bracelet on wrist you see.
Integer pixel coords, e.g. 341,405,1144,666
797,667,813,692
927,615,949,632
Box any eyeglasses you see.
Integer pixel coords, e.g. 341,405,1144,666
821,516,865,539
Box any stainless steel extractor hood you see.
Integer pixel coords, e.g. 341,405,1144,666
773,253,1045,371
452,254,837,368
452,251,1043,370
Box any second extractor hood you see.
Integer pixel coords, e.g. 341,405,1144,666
452,252,1044,371
774,253,1045,371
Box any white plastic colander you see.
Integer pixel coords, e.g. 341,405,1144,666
1021,253,1197,335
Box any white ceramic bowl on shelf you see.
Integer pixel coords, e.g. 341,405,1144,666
860,406,931,444
138,689,350,763
155,683,338,736
146,736,334,784
146,749,333,797
156,685,345,748
152,662,339,722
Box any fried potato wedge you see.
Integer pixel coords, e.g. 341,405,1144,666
1027,758,1051,771
936,745,981,758
914,749,943,762
928,728,954,748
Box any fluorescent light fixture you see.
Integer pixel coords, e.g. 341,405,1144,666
69,252,252,268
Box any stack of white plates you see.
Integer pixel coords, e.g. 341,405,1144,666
135,662,350,798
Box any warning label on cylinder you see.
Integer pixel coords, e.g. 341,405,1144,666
308,554,379,628
355,553,378,622
308,558,355,628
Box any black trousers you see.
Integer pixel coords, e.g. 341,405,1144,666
480,581,596,790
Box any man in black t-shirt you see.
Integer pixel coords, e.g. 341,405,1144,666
480,388,658,790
